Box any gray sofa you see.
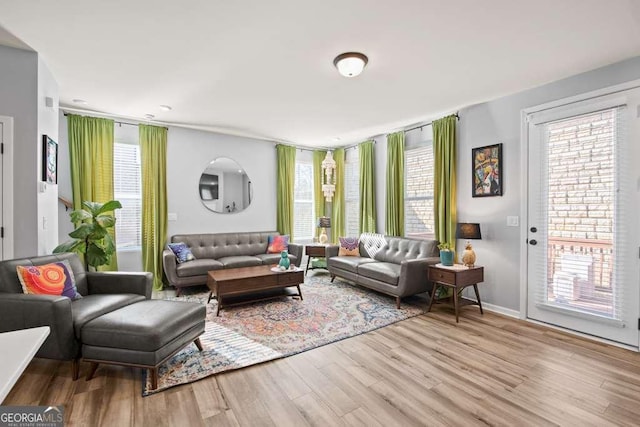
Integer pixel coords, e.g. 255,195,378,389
0,253,153,379
326,236,440,308
163,231,303,295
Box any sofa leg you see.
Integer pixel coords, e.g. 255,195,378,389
194,337,203,351
330,275,336,283
85,362,99,381
150,367,159,390
71,359,80,381
396,297,401,309
176,287,182,297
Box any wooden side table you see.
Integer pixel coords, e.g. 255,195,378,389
427,265,484,323
305,244,328,275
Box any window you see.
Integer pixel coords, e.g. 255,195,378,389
404,141,435,239
113,127,141,250
293,160,314,242
345,148,360,237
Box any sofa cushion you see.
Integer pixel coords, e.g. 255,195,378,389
373,237,438,264
360,232,387,258
167,242,196,263
328,256,376,273
255,253,298,266
217,256,262,268
81,300,206,352
71,294,145,338
267,235,289,253
176,259,224,277
338,237,359,256
357,262,401,286
17,260,83,300
172,232,277,259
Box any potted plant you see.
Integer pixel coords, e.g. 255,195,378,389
54,200,122,271
438,242,454,266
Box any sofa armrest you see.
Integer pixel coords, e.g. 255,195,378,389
87,271,152,299
162,249,180,287
0,293,78,360
288,243,303,267
397,257,440,296
325,245,339,258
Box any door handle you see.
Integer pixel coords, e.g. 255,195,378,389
529,239,537,246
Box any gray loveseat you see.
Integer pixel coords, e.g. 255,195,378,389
326,236,440,308
163,231,303,295
0,253,152,379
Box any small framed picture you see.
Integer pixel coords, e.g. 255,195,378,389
42,135,58,184
472,143,502,197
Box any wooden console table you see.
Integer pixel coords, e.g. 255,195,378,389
427,264,484,323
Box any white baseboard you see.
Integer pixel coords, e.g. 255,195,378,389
480,302,520,319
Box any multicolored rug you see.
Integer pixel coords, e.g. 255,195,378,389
143,274,427,395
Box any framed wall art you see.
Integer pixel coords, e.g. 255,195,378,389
472,143,502,197
42,135,58,184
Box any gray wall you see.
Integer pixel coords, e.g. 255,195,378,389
457,56,640,312
36,57,59,255
0,45,54,258
167,126,276,236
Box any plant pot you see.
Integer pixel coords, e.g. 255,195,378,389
440,250,454,266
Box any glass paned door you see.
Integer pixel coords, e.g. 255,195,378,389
526,89,640,347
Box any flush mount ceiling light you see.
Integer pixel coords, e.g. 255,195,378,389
333,52,368,77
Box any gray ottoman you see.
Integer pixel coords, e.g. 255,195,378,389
81,300,206,389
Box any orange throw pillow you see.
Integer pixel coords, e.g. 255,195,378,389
16,260,82,300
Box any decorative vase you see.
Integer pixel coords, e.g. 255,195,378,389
278,251,291,270
440,250,454,266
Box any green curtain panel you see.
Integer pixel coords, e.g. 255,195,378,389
358,140,376,234
433,115,458,260
385,131,405,236
331,148,346,243
67,114,118,270
140,124,168,291
313,150,327,238
276,145,296,240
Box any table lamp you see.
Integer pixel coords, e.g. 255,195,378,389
456,223,482,267
318,216,331,244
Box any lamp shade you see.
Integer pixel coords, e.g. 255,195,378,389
318,216,331,228
456,223,481,239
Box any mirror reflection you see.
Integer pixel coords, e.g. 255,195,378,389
199,157,253,213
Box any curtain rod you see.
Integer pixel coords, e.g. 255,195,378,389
62,110,168,130
403,112,460,133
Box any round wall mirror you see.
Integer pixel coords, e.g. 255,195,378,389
199,157,253,213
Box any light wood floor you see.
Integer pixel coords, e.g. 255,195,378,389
5,303,640,426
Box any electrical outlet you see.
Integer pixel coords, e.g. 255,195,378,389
507,216,519,227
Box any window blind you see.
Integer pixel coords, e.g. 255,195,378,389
533,106,626,322
293,162,314,241
404,142,435,240
113,142,141,250
345,148,360,237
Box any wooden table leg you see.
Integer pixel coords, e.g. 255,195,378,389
427,284,439,312
453,286,460,323
305,256,311,275
216,297,222,316
207,291,214,304
473,284,484,314
297,284,303,300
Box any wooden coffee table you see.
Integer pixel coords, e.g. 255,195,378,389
207,265,304,315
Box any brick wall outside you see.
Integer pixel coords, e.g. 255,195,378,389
547,110,614,242
405,145,435,239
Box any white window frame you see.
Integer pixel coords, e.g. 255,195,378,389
404,141,435,240
113,133,142,251
293,159,315,243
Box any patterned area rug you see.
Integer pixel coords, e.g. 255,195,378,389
143,274,427,395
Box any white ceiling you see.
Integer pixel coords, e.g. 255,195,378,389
1,0,640,147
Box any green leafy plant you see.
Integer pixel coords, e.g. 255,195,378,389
437,242,452,251
54,200,122,271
